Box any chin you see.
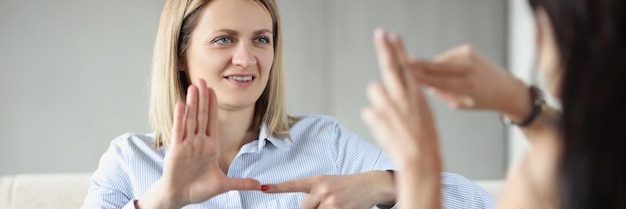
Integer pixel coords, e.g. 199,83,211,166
217,98,258,110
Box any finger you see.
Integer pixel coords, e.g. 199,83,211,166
207,87,218,137
221,177,262,191
361,106,394,147
418,74,474,110
171,100,185,146
403,55,427,109
415,73,467,94
392,36,430,114
366,82,395,111
261,178,314,193
434,44,473,63
429,88,475,109
300,194,321,209
365,81,405,131
373,29,406,102
389,34,413,87
196,79,209,136
410,59,469,76
185,85,199,137
363,82,404,147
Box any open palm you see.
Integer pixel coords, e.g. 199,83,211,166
161,79,261,207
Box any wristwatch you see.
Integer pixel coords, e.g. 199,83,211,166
502,86,547,127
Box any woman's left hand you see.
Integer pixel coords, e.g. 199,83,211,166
362,29,441,170
262,171,396,209
361,29,442,209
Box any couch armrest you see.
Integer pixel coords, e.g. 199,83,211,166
0,173,92,209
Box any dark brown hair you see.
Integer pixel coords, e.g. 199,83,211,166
528,0,626,208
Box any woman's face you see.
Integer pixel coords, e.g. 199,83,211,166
535,9,562,98
185,0,274,111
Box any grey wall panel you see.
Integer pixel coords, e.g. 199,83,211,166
326,0,507,179
0,0,164,174
0,0,507,180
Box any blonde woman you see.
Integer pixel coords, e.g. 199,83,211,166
82,0,494,208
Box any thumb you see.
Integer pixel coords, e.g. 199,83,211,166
222,177,262,191
429,88,475,109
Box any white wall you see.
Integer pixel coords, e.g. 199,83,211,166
507,0,535,167
0,0,163,175
326,0,508,179
0,0,508,179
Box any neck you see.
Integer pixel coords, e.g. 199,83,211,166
218,105,257,154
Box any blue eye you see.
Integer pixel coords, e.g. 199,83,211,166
255,36,271,44
212,37,234,45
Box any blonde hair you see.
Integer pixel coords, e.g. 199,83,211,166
149,0,295,148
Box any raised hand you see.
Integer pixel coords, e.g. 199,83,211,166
137,79,261,209
410,45,532,120
361,29,442,209
261,171,396,209
362,29,440,170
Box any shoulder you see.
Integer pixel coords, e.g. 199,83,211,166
441,172,496,208
441,172,487,191
290,114,342,135
106,133,161,158
288,114,369,148
291,115,339,132
441,172,471,183
291,114,340,127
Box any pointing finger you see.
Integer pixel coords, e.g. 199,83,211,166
261,177,315,194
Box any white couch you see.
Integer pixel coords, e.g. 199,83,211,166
0,173,503,209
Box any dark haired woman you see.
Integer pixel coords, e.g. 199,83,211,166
362,0,626,208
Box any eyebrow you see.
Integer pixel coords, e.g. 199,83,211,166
253,29,273,36
210,29,273,36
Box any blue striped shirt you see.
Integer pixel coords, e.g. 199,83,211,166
81,115,494,209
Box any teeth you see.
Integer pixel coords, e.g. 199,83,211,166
228,76,253,81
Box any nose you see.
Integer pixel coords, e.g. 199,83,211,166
232,44,257,68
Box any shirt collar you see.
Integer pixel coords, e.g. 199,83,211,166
257,123,292,150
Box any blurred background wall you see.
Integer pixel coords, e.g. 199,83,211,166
0,0,535,180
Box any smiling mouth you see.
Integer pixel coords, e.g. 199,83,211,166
224,75,255,81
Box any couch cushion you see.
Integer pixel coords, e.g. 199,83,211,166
0,173,504,209
0,173,91,209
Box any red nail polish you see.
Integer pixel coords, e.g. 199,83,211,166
261,185,269,191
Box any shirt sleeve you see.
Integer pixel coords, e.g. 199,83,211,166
326,119,395,209
81,137,136,209
329,118,495,209
441,173,496,209
330,119,395,174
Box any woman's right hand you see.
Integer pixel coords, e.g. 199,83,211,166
137,79,261,209
410,45,532,121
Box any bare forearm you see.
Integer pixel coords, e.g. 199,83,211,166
367,170,397,206
396,159,442,209
501,81,560,145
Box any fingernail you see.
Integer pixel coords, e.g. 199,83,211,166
375,28,386,39
261,185,269,191
461,96,475,107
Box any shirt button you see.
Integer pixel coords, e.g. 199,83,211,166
228,191,238,197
